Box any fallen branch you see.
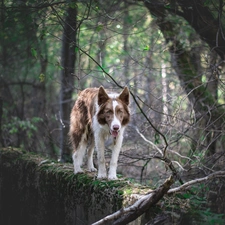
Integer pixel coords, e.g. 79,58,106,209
92,176,174,225
92,170,225,225
168,170,225,194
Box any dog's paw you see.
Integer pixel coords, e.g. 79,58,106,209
97,173,107,179
108,175,118,180
74,168,84,174
87,167,97,172
108,170,118,180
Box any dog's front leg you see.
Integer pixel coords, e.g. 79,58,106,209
87,140,97,172
108,134,123,180
95,137,107,179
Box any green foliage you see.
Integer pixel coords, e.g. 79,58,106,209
199,209,224,225
31,48,38,59
39,73,45,82
3,117,43,139
175,186,225,224
143,45,150,51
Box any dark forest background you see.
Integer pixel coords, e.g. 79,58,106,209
1,0,225,223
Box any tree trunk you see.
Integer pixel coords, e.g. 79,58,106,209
59,2,77,162
0,87,3,147
144,1,225,155
143,0,225,60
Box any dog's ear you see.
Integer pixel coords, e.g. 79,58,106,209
98,86,109,106
118,87,129,106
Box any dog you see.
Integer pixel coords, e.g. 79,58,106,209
69,86,130,180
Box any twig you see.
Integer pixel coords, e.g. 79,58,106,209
167,149,192,161
171,160,187,171
134,126,184,184
168,170,225,194
133,94,169,157
135,126,163,156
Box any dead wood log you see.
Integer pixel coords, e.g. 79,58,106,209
92,176,174,225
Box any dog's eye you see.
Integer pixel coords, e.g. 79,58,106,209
105,109,112,114
117,109,123,114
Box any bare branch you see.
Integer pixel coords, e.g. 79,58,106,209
171,160,187,171
167,149,192,161
168,171,225,194
135,126,163,156
132,126,185,185
92,176,174,225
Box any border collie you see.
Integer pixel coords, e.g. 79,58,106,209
69,86,130,180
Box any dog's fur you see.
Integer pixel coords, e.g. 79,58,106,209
69,86,130,180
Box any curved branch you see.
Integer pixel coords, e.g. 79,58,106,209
92,176,174,225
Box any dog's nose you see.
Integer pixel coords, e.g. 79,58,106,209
113,125,120,131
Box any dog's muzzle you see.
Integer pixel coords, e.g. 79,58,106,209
111,124,120,138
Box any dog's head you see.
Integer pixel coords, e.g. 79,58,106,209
97,86,130,137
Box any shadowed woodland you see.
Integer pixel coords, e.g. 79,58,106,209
1,0,225,224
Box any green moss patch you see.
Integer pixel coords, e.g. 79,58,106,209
0,147,151,225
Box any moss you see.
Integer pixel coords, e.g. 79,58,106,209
0,147,152,225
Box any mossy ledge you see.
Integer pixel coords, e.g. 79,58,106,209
0,147,150,225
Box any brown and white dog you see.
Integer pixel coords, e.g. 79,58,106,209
69,86,130,180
